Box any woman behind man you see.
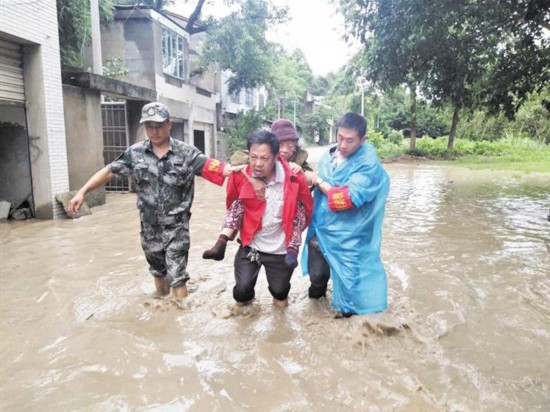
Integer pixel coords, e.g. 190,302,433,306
202,119,311,269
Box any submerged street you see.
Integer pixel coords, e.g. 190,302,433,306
1,160,549,411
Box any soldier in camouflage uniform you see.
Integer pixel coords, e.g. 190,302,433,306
68,102,235,299
202,119,312,269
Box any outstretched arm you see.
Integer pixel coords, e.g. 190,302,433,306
199,158,245,185
68,166,113,217
304,170,354,212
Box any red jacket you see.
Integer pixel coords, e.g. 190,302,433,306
226,158,313,248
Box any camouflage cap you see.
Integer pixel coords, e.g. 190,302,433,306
140,102,170,123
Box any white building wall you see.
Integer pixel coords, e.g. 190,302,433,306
220,71,267,115
0,0,69,218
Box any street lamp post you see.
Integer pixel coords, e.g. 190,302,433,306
356,74,368,117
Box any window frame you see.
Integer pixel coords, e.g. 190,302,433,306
162,27,185,80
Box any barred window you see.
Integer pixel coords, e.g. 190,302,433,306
162,28,185,79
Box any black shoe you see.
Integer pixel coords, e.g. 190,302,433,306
202,240,227,261
334,311,355,319
308,288,326,299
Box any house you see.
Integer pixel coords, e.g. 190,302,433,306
0,0,69,219
164,10,269,134
220,71,268,121
64,5,223,203
0,3,220,219
0,3,263,219
97,6,220,156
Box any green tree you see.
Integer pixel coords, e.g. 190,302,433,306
227,109,268,152
337,0,550,151
304,104,334,144
337,2,432,150
57,0,114,67
269,48,314,121
188,0,288,94
309,76,331,96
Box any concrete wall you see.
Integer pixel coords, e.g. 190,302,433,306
62,85,106,207
126,99,147,145
0,0,69,219
101,18,157,91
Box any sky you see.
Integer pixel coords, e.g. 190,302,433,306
168,0,358,76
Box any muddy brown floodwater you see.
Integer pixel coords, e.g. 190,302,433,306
1,159,549,411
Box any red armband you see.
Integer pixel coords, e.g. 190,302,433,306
327,186,354,211
201,158,226,186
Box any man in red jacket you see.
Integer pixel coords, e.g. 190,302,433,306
226,130,313,308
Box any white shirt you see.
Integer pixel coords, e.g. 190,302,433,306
250,161,286,254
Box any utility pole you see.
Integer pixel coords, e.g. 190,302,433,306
357,73,367,117
360,88,364,117
90,0,103,75
293,101,297,125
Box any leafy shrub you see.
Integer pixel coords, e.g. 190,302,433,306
368,132,385,150
227,110,267,153
386,129,404,145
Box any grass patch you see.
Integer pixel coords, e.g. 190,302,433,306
451,158,550,173
372,135,550,173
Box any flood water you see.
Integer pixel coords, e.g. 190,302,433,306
1,159,549,411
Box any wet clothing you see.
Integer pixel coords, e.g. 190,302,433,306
226,158,312,303
140,220,190,286
110,137,225,286
249,161,287,254
223,199,307,254
233,245,294,302
226,159,312,249
227,148,311,250
301,142,390,314
306,238,330,299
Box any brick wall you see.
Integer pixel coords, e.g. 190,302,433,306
0,0,69,218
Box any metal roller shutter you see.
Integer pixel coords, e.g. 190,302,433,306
0,38,25,104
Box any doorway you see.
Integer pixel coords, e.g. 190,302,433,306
194,129,205,153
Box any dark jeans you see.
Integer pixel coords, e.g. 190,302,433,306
233,245,294,303
307,240,331,298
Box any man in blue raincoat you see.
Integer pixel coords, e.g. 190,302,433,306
302,112,390,316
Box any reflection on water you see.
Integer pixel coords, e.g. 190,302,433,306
1,163,549,411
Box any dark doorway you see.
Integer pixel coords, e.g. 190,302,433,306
171,121,184,142
0,104,33,217
194,130,205,153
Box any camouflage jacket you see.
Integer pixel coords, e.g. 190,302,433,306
110,138,209,225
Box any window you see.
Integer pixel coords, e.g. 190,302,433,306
259,94,265,109
162,28,185,79
230,90,240,104
245,90,253,106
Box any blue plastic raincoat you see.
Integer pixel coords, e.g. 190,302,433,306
301,142,390,314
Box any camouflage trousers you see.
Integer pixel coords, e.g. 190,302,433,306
140,220,190,288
